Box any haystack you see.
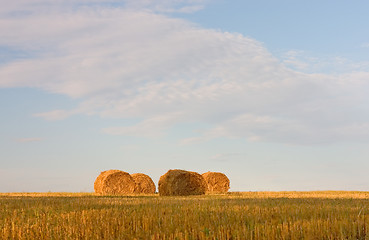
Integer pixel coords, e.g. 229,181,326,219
158,169,207,196
94,170,120,193
202,171,230,194
131,173,156,194
94,170,136,195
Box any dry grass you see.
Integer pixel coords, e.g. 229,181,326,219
0,192,96,197
1,191,369,239
2,191,369,199
228,191,369,199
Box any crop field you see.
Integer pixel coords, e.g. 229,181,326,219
1,191,369,239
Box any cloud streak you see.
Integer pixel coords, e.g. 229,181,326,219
1,1,369,145
122,0,208,13
16,138,43,143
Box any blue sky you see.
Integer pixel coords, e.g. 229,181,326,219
1,0,369,192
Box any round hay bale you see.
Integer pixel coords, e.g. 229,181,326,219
202,171,230,194
94,170,121,194
131,173,156,194
94,170,136,195
158,169,207,196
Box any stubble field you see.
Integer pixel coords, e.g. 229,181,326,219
1,191,369,239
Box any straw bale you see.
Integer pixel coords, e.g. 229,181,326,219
94,170,136,195
131,173,156,194
94,170,120,194
158,169,207,196
202,171,230,194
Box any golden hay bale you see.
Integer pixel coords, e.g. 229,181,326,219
94,170,136,195
94,170,120,194
158,169,207,196
202,171,230,194
131,173,156,194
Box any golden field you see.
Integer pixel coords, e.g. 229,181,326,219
1,191,369,239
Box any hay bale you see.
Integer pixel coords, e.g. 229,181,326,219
131,173,156,194
158,169,207,196
94,170,120,194
202,171,230,194
94,170,136,195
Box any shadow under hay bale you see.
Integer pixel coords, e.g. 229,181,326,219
131,173,156,194
202,171,230,194
94,170,136,195
158,169,207,196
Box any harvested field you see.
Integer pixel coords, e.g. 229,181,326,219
1,191,369,239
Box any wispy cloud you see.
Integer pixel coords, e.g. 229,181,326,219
16,138,43,143
1,1,369,145
209,153,241,162
280,50,369,74
122,0,208,13
102,113,183,137
33,110,75,121
0,0,207,16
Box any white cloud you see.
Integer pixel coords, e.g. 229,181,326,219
1,1,369,145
